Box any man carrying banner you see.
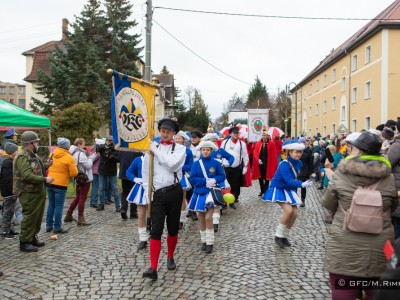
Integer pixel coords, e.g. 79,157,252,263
142,117,186,281
220,126,249,208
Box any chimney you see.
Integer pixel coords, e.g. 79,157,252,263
62,18,69,40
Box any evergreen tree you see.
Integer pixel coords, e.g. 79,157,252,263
161,66,169,74
178,88,210,132
246,76,270,109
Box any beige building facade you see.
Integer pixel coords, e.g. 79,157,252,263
0,81,26,109
291,1,400,137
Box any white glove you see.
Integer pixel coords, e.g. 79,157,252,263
242,167,247,175
134,178,143,184
215,159,222,164
222,160,230,168
206,178,216,188
150,142,158,155
301,180,313,188
258,159,263,165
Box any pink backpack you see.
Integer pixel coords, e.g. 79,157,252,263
339,180,383,234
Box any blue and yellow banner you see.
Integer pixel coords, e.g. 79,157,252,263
111,72,156,151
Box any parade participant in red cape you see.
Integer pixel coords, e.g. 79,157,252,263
220,126,249,208
142,117,186,281
252,127,278,196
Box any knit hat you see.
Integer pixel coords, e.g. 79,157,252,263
106,135,114,141
57,137,70,149
4,142,18,155
382,128,395,140
298,137,306,144
202,133,219,142
196,141,218,152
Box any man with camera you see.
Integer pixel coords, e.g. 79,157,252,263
96,136,120,212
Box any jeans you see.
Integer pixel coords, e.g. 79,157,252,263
99,175,120,208
90,174,99,206
46,187,67,230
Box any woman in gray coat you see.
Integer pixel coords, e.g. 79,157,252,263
322,132,398,300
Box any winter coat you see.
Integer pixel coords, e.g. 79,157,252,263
48,147,78,188
97,143,119,176
298,146,313,181
69,145,93,182
322,156,398,278
387,134,400,217
0,156,14,197
90,145,100,175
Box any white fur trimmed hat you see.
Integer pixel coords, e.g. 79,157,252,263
196,140,218,152
202,133,219,141
282,140,305,151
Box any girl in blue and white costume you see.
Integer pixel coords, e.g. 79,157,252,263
188,141,226,254
202,133,234,232
126,154,149,250
174,131,194,229
262,139,313,248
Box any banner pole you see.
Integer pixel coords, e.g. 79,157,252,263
107,69,160,89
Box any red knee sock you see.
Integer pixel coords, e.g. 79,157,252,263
167,235,178,259
150,239,162,270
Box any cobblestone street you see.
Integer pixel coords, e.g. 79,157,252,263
0,183,331,299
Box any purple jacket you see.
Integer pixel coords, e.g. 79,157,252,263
91,152,100,175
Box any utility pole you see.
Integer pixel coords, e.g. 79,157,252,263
145,0,152,82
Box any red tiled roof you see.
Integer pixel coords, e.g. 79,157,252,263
295,0,400,89
23,40,66,83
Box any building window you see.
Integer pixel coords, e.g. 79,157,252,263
352,120,357,132
352,87,357,103
365,45,371,64
341,106,346,122
323,100,327,113
365,117,371,130
315,104,319,115
9,87,14,94
332,68,336,82
18,87,25,94
352,55,358,71
9,99,14,104
316,128,319,135
333,124,336,133
18,99,26,109
323,126,327,137
365,81,371,99
323,74,328,87
0,86,6,93
332,96,336,110
316,80,319,91
309,84,313,95
341,77,346,92
309,106,312,117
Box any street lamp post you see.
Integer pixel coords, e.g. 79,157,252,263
286,82,298,137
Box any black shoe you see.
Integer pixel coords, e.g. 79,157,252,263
192,213,198,221
179,222,184,230
221,205,227,210
229,204,236,209
91,204,98,209
138,241,147,250
186,211,193,218
106,200,114,205
46,228,53,233
201,243,206,251
53,228,68,234
274,236,285,248
20,242,38,252
282,238,291,247
96,205,105,211
9,229,19,236
1,232,16,239
130,214,138,219
205,245,213,254
213,224,219,232
115,208,121,213
167,258,176,270
32,235,45,247
121,211,127,220
258,192,263,197
234,198,239,203
142,268,158,280
300,202,305,207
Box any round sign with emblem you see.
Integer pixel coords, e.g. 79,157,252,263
251,118,264,134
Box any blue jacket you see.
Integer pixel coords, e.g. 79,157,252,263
270,156,303,190
211,148,234,166
189,156,226,195
126,156,143,182
183,148,194,172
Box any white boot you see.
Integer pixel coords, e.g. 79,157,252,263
275,223,287,238
138,227,148,242
212,211,220,232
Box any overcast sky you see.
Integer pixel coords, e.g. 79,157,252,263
0,0,395,119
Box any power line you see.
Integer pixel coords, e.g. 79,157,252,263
154,6,396,21
152,18,251,86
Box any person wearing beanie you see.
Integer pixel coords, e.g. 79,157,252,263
381,128,395,154
1,128,18,151
262,140,313,248
188,141,226,254
46,137,78,234
65,138,93,226
0,142,19,239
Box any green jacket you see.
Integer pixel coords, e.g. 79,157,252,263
13,148,45,196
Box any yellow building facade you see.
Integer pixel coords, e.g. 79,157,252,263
291,1,400,137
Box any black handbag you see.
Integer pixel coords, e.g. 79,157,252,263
75,152,88,185
199,159,225,206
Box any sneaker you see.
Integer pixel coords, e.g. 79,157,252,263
1,232,16,239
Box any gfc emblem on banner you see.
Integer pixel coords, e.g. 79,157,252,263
251,118,263,134
116,87,148,142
